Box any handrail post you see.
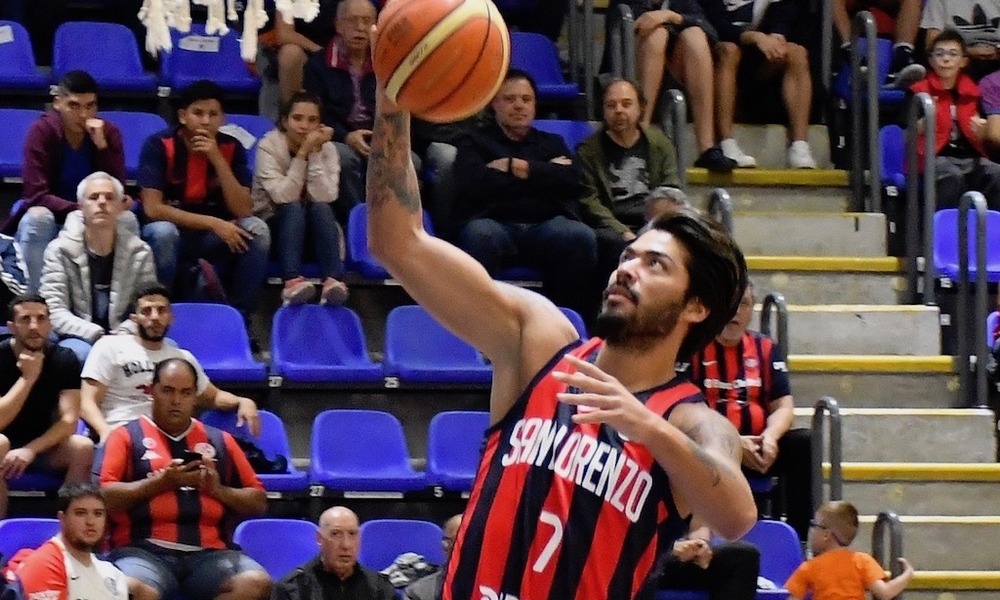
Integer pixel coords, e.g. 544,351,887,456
905,93,937,305
850,12,878,212
821,0,833,96
583,0,595,118
957,191,989,407
760,292,789,355
872,511,905,593
662,89,688,189
707,188,734,234
810,397,842,511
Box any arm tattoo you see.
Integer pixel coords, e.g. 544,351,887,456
680,416,742,488
367,112,421,213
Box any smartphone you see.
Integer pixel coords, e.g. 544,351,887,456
180,450,203,464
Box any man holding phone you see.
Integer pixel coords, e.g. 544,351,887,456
96,358,272,600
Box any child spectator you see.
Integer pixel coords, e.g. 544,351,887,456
786,500,914,600
909,28,1000,210
252,92,349,306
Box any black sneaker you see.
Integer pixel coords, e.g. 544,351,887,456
694,146,737,172
888,45,926,89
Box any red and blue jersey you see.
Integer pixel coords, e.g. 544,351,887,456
686,331,791,436
443,337,700,600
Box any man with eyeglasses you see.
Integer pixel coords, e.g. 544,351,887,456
38,172,158,363
908,28,1000,212
273,506,396,600
2,70,134,293
404,514,462,600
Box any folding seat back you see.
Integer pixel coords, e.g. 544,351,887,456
0,108,42,178
271,305,383,383
0,518,60,559
168,303,266,382
101,111,169,180
933,209,1000,282
358,518,445,571
233,518,319,579
52,22,157,92
384,305,492,384
0,21,49,91
426,410,490,491
161,25,261,94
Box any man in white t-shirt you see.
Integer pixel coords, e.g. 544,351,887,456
11,482,129,600
79,283,260,443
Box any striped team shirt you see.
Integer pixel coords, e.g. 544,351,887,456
443,337,700,600
686,331,791,436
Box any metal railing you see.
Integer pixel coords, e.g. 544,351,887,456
872,511,905,599
759,292,789,355
609,4,637,82
567,0,596,118
849,11,880,213
663,89,688,189
904,92,937,305
707,188,734,234
810,397,843,510
820,0,833,97
956,191,990,408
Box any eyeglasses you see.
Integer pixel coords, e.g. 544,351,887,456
931,49,964,59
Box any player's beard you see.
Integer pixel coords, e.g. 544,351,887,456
593,295,684,352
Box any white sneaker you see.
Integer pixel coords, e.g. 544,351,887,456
720,138,757,168
787,140,817,169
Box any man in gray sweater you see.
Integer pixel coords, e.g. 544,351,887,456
39,171,158,363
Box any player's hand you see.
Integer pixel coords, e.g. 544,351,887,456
346,129,372,157
16,351,43,383
0,448,37,479
553,354,659,444
86,118,108,150
212,219,253,253
236,397,261,438
190,129,223,162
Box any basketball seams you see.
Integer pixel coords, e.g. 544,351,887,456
383,0,491,101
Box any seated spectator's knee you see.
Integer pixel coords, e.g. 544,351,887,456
238,216,271,252
786,43,810,70
716,42,742,67
143,221,180,246
127,577,160,600
67,434,95,464
277,43,308,69
678,25,709,49
226,570,272,600
0,433,10,455
19,207,57,238
335,142,363,171
638,26,668,52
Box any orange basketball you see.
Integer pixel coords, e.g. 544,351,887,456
373,0,510,123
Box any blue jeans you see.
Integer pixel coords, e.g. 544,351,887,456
110,544,266,600
457,216,598,319
273,201,343,280
142,217,271,317
16,207,58,293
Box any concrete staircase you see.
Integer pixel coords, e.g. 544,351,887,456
690,123,998,598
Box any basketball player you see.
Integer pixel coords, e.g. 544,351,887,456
366,44,756,600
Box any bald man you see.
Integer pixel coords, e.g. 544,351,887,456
272,506,396,600
404,514,462,600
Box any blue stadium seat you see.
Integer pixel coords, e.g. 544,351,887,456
221,113,275,169
233,518,319,580
426,410,489,492
988,311,999,347
741,519,803,599
6,472,62,494
831,37,906,107
0,108,41,179
358,518,445,571
0,518,60,559
271,305,384,383
346,204,437,280
533,119,596,154
655,592,708,600
198,409,308,493
0,21,49,94
932,209,1000,282
52,22,157,93
879,125,906,191
168,303,267,383
160,25,261,95
101,111,169,180
309,409,426,492
559,307,588,339
510,32,580,103
384,305,492,384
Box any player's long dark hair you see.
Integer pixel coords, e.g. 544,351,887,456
640,209,748,358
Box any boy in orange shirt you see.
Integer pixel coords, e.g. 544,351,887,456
786,501,914,600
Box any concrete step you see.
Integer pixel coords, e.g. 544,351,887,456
755,304,940,355
857,516,1000,571
749,256,907,305
790,371,959,408
678,123,834,170
735,212,886,257
794,408,996,463
831,463,1000,516
690,184,850,213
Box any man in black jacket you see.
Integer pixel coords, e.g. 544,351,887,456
271,506,395,600
452,69,598,322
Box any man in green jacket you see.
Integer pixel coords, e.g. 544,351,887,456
578,79,683,279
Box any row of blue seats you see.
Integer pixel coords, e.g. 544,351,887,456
11,408,489,496
0,516,803,599
169,301,585,386
0,19,579,106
